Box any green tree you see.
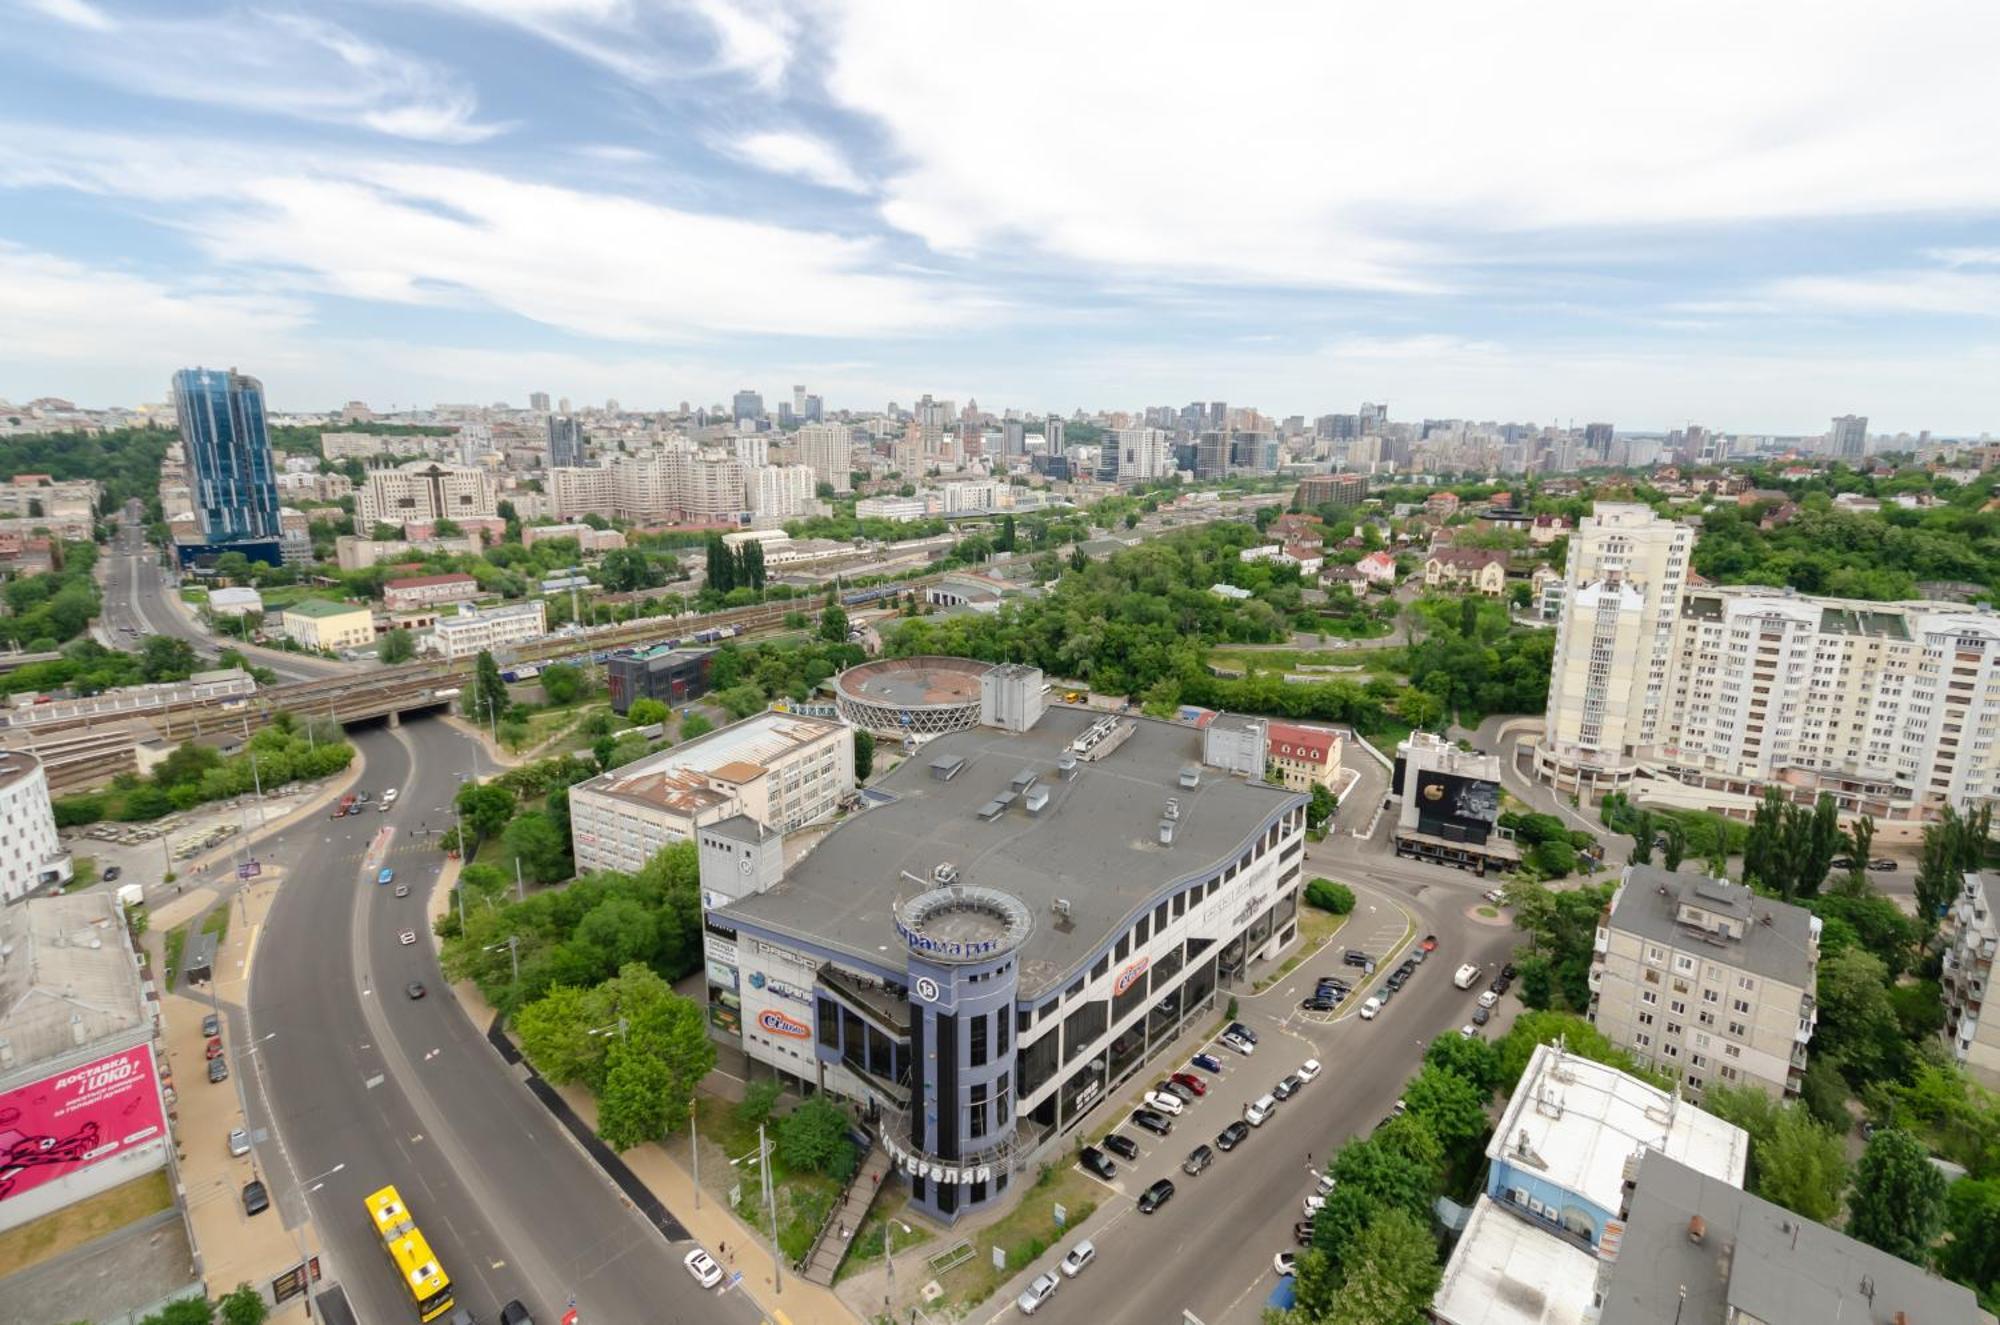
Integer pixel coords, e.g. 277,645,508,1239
1815,946,1903,1086
819,602,850,642
1841,815,1876,895
141,1298,215,1325
455,781,516,841
1939,1179,2000,1309
854,728,874,782
1757,1105,1850,1224
736,1079,783,1129
625,697,669,727
1847,1128,1947,1263
217,1284,268,1325
466,650,507,725
679,712,714,740
515,985,608,1087
503,810,570,884
379,628,417,664
1661,819,1688,872
1326,1207,1441,1325
1400,1065,1489,1149
775,1094,854,1176
1397,689,1444,731
1422,1033,1502,1098
139,634,200,682
540,662,586,706
575,896,659,970
1307,782,1337,833
597,1041,676,1151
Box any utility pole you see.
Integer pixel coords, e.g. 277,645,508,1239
761,1123,782,1296
690,1099,700,1210
514,855,525,902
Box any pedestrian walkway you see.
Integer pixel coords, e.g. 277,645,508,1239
800,1144,892,1285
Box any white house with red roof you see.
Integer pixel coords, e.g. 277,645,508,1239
1356,549,1397,585
1266,721,1344,794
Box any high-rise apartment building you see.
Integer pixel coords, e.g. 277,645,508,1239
733,433,769,469
1045,415,1065,453
1294,473,1368,508
1208,401,1228,431
792,385,808,419
529,391,551,412
1536,503,1693,797
1830,414,1868,460
355,462,499,527
1195,431,1231,480
732,389,765,424
1590,865,1819,1100
1583,421,1614,457
1942,872,2000,1085
1002,418,1026,458
547,414,585,469
171,366,282,563
1111,427,1174,483
1359,402,1387,435
803,393,824,424
749,464,817,523
794,422,853,493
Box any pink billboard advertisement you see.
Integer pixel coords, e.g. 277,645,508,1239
0,1043,165,1202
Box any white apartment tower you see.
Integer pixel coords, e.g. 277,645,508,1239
749,464,818,524
1536,503,1693,797
794,423,853,494
1830,414,1868,461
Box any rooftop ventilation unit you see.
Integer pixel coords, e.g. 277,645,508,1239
933,862,959,886
977,798,1007,821
1052,898,1072,918
930,755,966,781
1010,768,1039,793
1024,786,1051,815
1178,765,1201,789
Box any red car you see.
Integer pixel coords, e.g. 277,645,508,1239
1420,934,1438,952
1170,1071,1208,1097
204,1036,224,1061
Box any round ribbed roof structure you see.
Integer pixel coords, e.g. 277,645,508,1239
894,885,1032,963
832,655,996,738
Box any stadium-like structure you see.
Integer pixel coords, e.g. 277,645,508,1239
832,655,999,739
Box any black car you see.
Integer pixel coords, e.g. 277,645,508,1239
103,865,122,882
241,1179,269,1216
500,1303,534,1325
208,1056,228,1084
1137,1179,1176,1214
1830,857,1853,870
1472,1004,1492,1026
1501,962,1518,979
1103,1132,1139,1159
1132,1109,1173,1137
1489,975,1509,994
1272,1074,1302,1101
1294,1220,1317,1245
1385,971,1408,991
1215,1121,1250,1151
1316,976,1351,993
1343,949,1370,967
407,981,427,999
1182,1144,1213,1176
1300,998,1339,1013
1868,858,1898,872
1226,1021,1260,1045
1081,1146,1117,1179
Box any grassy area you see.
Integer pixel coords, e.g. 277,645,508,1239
0,1170,172,1277
1207,646,1377,674
200,904,230,945
693,1094,846,1268
162,923,188,989
1254,907,1350,990
939,1163,1100,1311
1477,905,1500,918
834,1189,932,1285
65,855,98,891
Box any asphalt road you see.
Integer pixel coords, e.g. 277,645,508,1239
239,716,759,1325
980,834,1524,1325
105,502,346,682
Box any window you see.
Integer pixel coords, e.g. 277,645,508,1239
1115,934,1129,963
1738,975,1757,991
1640,990,1658,1006
1667,1023,1683,1037
1638,1012,1655,1027
1155,901,1169,930
1721,1066,1739,1081
1670,999,1687,1015
1732,999,1751,1014
969,1082,988,1139
1685,1075,1703,1091
970,1015,989,1068
1136,914,1151,945
1691,1053,1708,1068
1725,1043,1741,1059
1646,945,1666,963
1728,1020,1747,1037
1673,954,1696,974
1702,989,1719,1004
1634,1033,1652,1048
1663,1043,1680,1058
1092,954,1110,982
998,1011,1010,1058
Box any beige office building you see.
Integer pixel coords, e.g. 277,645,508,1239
1590,865,1819,1100
795,423,854,494
355,461,498,527
568,712,853,875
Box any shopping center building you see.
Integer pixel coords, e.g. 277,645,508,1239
696,669,1308,1223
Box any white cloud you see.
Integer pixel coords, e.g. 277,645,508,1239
1763,270,2000,317
419,0,795,89
1927,247,2000,268
15,7,502,143
0,127,976,342
727,130,868,193
812,1,2000,290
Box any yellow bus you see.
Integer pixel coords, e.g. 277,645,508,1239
364,1184,456,1322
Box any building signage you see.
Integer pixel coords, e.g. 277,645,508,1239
756,1009,811,1039
895,916,1005,960
747,972,813,1005
0,1044,164,1204
880,1130,993,1188
752,938,818,971
1071,1080,1102,1113
705,959,739,991
1113,957,1151,996
704,936,739,966
914,976,942,1003
1232,891,1270,929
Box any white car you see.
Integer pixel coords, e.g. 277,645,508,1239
684,1247,723,1289
1059,1240,1097,1278
383,787,400,804
1274,1251,1298,1277
1296,1058,1322,1084
1358,996,1383,1020
1017,1271,1059,1315
1144,1091,1185,1117
399,930,417,946
1313,1170,1336,1196
1302,1194,1326,1217
1478,990,1499,1009
1245,1094,1277,1127
1460,1024,1479,1039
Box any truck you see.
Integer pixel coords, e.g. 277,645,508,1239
1453,963,1481,990
115,883,145,910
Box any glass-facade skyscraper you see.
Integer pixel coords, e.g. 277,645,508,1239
172,366,281,553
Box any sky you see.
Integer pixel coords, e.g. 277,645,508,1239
2,0,1997,434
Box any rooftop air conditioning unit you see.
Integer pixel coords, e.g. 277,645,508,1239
934,862,959,886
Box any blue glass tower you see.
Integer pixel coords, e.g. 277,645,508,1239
172,367,282,564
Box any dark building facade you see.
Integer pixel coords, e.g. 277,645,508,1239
606,650,712,714
172,366,282,566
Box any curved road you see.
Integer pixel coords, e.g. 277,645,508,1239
239,716,756,1324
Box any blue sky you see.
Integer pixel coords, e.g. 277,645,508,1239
2,0,1997,433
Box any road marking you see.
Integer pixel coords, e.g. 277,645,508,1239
364,1073,385,1089
491,1259,507,1270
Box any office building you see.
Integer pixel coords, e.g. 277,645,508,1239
795,423,853,493
547,415,585,469
568,711,853,875
1110,427,1174,483
1044,415,1065,453
1583,421,1614,456
355,462,499,528
0,751,72,902
697,689,1307,1223
1194,431,1231,480
280,599,376,652
529,391,551,412
1590,865,1819,1100
431,600,547,660
792,385,808,419
1535,503,1694,798
606,650,713,715
382,573,481,613
1941,872,2000,1085
171,366,282,565
733,389,766,425
1391,732,1518,874
1830,414,1868,461
1294,473,1367,508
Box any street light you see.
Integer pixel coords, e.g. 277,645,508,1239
884,1219,914,1321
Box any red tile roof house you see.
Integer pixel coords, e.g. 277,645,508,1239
1266,721,1345,793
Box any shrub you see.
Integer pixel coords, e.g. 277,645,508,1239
1304,879,1356,913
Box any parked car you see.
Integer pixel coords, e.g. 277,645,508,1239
399,930,418,945
227,1127,250,1157
1272,1075,1301,1101
1472,1004,1492,1026
684,1248,723,1289
1274,1251,1297,1277
1868,858,1898,872
1220,1032,1255,1056
202,1013,221,1038
103,866,122,882
1183,1145,1214,1175
1060,1241,1096,1278
1294,1221,1317,1245
1359,996,1383,1020
1132,1109,1173,1136
1484,887,1507,904
1296,1059,1323,1083
1158,1079,1198,1103
1830,857,1853,870
208,1056,228,1084
1143,1091,1184,1117
1170,1071,1208,1096
1501,962,1518,979
1420,934,1438,951
1016,1272,1059,1315
1410,946,1428,964
1226,1021,1260,1045
407,981,427,1000
1478,989,1499,1009
1103,1133,1139,1160
1216,1121,1251,1151
1489,974,1510,994
1191,1052,1225,1074
1461,1024,1480,1038
1245,1094,1277,1127
499,1302,533,1325
1343,949,1370,967
1300,998,1339,1013
1302,1194,1326,1217
1137,1179,1176,1214
1080,1146,1117,1180
241,1180,269,1216
205,1036,224,1061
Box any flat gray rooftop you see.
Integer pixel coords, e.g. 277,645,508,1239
717,707,1301,1000
1610,865,1817,990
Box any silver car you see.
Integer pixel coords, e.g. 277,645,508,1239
1017,1271,1059,1315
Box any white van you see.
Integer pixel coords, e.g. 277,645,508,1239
1453,963,1481,990
1245,1094,1277,1127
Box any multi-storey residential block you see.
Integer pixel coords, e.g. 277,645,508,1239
749,463,818,524
431,600,547,660
0,751,73,903
794,423,854,494
1590,865,1819,1100
354,461,498,527
1942,872,2000,1085
1294,473,1367,508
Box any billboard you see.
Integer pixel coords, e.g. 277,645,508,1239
0,1044,165,1202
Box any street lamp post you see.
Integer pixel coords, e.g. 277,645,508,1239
485,936,520,983
690,1098,700,1211
884,1219,913,1322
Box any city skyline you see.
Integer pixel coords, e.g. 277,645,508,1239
2,2,1998,430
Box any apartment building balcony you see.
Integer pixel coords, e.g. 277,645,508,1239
1790,1043,1810,1072
1594,926,1609,955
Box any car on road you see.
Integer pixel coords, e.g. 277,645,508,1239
1171,1071,1208,1096
1060,1241,1097,1278
399,930,418,945
1472,1004,1492,1026
1461,1024,1480,1038
1103,1133,1139,1160
1484,887,1507,904
1143,1091,1185,1117
202,1013,220,1038
1478,989,1499,1009
1183,1144,1213,1175
1132,1109,1173,1136
1454,963,1482,989
407,981,427,999
1215,1121,1250,1151
1080,1146,1117,1179
685,1247,723,1289
1137,1179,1176,1214
1226,1021,1260,1045
1359,996,1382,1020
103,866,122,882
1385,970,1409,991
1191,1052,1224,1074
208,1056,228,1084
1315,976,1350,994
205,1036,224,1060
1868,858,1898,871
383,787,399,805
1220,1032,1255,1056
242,1179,269,1215
1409,946,1428,964
1420,934,1438,951
1158,1078,1198,1103
1274,1251,1297,1277
1501,962,1518,979
378,868,395,885
395,883,410,898
1343,948,1370,967
1830,857,1852,870
1245,1094,1277,1127
1313,1169,1336,1196
499,1302,534,1325
228,1127,250,1157
1272,1074,1302,1101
